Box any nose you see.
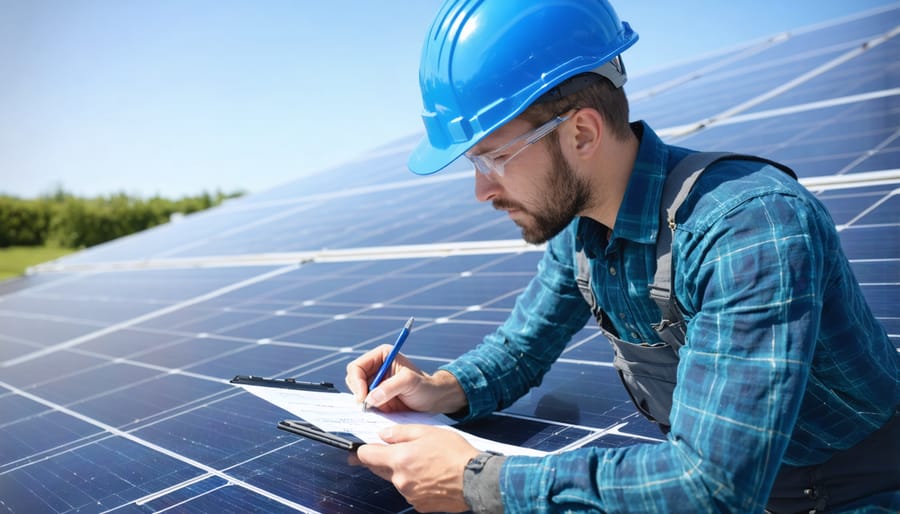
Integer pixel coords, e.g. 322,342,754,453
474,170,500,202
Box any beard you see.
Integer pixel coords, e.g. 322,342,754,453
493,137,590,244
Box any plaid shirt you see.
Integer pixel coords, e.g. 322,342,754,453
442,122,899,512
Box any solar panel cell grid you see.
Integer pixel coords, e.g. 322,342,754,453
626,45,752,96
1,409,102,466
839,225,899,259
51,202,295,265
745,37,900,112
673,96,898,177
631,45,850,126
818,184,896,224
856,192,899,224
136,477,300,514
0,436,204,513
0,314,101,350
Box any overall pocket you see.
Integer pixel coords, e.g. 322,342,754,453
609,336,680,428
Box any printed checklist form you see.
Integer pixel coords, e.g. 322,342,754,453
233,375,545,456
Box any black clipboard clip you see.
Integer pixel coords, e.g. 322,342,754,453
231,375,362,451
230,375,340,392
277,420,363,451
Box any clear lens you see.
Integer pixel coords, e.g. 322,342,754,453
466,113,571,177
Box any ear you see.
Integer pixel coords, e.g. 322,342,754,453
566,108,604,158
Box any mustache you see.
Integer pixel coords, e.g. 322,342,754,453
492,198,525,212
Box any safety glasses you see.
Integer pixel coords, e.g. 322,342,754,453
466,111,573,177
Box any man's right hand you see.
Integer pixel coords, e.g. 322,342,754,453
345,345,468,415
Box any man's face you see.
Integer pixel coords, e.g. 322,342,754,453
473,118,590,244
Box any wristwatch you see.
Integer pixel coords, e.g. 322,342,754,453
463,451,506,514
466,451,500,472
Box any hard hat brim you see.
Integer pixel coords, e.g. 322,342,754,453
407,135,471,176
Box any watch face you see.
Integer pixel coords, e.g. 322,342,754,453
466,452,500,471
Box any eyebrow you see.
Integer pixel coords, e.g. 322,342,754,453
467,119,531,157
468,129,516,157
467,140,496,157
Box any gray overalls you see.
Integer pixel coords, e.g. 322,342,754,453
575,152,899,512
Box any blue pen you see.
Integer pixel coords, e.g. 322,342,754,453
364,316,414,409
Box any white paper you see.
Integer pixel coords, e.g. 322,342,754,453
239,383,545,456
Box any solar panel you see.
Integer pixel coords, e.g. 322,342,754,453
2,5,898,512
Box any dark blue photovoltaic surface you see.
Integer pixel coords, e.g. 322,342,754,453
2,6,897,513
0,436,204,513
137,478,304,514
632,44,848,127
674,95,900,177
630,5,900,127
746,38,900,112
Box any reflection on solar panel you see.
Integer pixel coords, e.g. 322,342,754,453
2,6,898,512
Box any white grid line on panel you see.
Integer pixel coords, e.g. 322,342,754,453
3,265,301,367
628,3,900,79
660,24,900,138
0,380,321,514
836,187,899,230
835,128,900,176
629,34,791,102
693,88,900,130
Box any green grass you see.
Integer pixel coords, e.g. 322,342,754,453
0,245,75,280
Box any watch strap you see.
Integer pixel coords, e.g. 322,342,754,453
463,451,507,514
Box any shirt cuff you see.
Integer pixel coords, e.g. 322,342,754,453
463,452,507,514
439,362,495,421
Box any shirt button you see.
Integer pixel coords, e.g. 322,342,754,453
609,266,617,276
618,312,626,319
631,331,640,339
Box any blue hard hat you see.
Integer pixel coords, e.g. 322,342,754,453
408,0,638,175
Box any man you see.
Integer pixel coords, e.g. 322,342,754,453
345,1,900,512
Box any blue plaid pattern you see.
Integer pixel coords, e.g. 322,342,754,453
441,122,899,512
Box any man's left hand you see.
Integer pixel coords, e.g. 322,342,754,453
354,424,481,513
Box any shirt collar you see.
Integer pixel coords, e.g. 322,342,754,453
575,121,669,256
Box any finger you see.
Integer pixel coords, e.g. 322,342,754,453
365,373,413,409
347,449,392,479
355,441,393,472
344,371,368,403
355,454,393,481
365,464,393,482
345,345,392,401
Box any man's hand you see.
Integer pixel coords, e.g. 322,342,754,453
354,424,481,513
345,345,467,414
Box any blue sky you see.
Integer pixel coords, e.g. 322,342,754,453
1,0,896,199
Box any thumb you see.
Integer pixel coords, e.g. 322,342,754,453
378,423,432,444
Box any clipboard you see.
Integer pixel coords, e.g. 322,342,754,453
277,419,363,451
230,374,341,392
230,375,364,451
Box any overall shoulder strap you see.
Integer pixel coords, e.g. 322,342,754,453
575,249,603,324
650,152,797,323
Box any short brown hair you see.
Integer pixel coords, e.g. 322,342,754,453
520,73,631,141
